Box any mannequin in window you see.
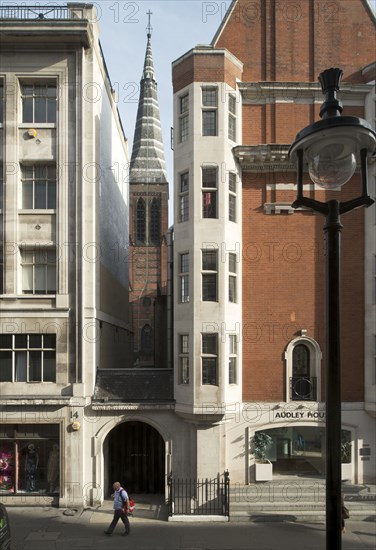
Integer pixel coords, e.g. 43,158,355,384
47,443,59,493
25,443,39,492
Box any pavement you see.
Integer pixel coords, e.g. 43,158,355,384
5,497,376,550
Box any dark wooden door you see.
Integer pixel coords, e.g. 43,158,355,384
107,421,164,493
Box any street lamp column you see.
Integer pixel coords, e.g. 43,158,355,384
289,68,376,550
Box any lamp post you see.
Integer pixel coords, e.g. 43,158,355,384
289,68,376,550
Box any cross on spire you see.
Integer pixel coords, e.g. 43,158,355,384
146,10,152,37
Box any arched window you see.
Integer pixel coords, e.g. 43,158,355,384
285,337,322,402
150,199,160,244
136,198,146,243
141,324,153,354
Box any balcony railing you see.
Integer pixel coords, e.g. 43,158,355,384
0,5,70,20
290,376,317,401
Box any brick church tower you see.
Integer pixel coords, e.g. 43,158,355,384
129,21,169,368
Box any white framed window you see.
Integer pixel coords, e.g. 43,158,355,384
229,253,237,303
202,248,218,301
0,333,56,382
229,172,237,222
202,333,218,385
178,252,189,303
179,171,189,222
179,93,189,142
229,334,238,384
21,82,57,124
21,164,56,209
21,248,56,295
228,94,236,141
179,334,189,384
202,166,217,219
202,87,217,136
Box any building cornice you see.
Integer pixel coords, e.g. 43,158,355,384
233,144,295,171
238,81,374,104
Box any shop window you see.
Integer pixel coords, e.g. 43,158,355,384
0,333,56,382
285,336,322,402
21,82,57,124
0,424,59,494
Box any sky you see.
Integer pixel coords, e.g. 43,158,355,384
97,0,226,208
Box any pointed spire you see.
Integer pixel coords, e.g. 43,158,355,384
130,14,167,185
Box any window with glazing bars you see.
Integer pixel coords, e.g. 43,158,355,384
179,172,189,222
202,333,218,385
228,95,236,141
179,93,189,142
21,83,57,123
179,334,189,384
202,167,217,218
0,334,56,382
179,253,189,303
202,88,217,136
21,248,56,294
229,172,237,222
202,249,218,301
21,165,56,209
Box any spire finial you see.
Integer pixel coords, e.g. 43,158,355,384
146,10,152,37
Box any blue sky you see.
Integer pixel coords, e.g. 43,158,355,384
97,0,225,197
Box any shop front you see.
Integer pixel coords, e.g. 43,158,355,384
0,424,60,496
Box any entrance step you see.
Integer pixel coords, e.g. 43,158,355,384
229,479,376,523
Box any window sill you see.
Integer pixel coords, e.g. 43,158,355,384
19,123,56,129
19,210,56,214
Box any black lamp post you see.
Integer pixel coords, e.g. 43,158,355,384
289,68,376,550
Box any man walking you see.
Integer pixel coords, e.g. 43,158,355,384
104,481,130,536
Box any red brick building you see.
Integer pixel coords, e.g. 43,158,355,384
172,0,375,483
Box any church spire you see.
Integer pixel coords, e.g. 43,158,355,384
129,14,167,184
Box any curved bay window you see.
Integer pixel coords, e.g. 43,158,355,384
285,336,322,402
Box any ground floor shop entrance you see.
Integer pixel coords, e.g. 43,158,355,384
105,421,165,494
263,426,326,476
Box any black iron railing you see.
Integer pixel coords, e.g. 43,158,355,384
290,376,317,401
0,5,70,19
168,470,229,517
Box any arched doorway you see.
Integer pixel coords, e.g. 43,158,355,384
106,421,165,494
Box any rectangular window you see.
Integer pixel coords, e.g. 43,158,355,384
229,252,237,303
0,333,56,382
0,247,3,294
228,95,236,141
0,164,3,210
229,172,237,222
21,248,56,294
202,249,218,301
179,334,189,384
179,252,189,303
229,334,238,384
21,83,57,124
179,172,189,222
202,167,217,218
202,333,218,385
179,93,189,142
0,83,3,123
202,87,217,136
21,164,56,209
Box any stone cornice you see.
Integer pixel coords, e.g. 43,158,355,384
233,144,295,171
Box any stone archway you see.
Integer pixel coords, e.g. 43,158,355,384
106,420,165,494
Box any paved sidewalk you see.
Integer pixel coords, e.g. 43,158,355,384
6,502,376,550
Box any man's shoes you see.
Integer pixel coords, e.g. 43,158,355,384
104,531,112,535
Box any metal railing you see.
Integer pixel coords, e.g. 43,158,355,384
0,5,70,20
290,376,317,401
168,471,230,517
